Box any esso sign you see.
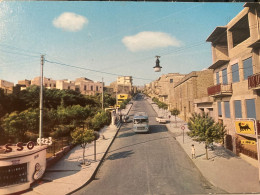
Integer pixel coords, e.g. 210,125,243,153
4,141,35,153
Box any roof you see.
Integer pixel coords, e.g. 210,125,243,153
208,59,230,70
206,26,227,43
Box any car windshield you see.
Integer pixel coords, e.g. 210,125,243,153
133,119,148,124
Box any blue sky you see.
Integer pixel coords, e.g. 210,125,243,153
0,2,244,86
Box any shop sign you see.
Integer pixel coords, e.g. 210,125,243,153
241,140,256,145
235,121,255,135
4,141,35,153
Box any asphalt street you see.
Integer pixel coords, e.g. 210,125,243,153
74,94,225,195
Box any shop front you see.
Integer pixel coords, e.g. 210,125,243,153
0,143,47,195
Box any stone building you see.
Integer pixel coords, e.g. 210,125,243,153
0,79,14,94
145,73,185,106
206,3,260,160
75,77,103,96
172,70,214,121
31,77,56,89
56,80,76,91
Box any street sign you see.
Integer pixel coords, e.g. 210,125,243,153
181,126,185,130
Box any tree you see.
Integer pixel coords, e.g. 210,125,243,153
71,127,95,165
90,111,111,131
187,112,226,160
2,109,38,142
170,108,180,127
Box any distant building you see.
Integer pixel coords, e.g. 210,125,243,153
56,80,75,91
75,77,103,96
145,73,185,107
31,77,56,89
0,79,14,94
173,70,214,121
116,76,133,94
18,79,31,87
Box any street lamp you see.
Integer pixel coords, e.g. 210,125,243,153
153,56,162,72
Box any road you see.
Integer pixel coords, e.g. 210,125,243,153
74,94,225,195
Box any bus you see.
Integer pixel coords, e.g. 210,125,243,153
133,112,149,133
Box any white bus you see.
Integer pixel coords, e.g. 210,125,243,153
133,112,149,133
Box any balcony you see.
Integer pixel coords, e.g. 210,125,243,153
248,72,260,90
208,83,232,97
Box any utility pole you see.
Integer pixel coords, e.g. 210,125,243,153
102,77,104,110
39,55,44,145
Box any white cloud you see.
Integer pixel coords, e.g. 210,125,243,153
53,12,88,32
122,31,182,52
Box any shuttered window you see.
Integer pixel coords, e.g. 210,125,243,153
224,101,230,118
243,57,253,80
234,100,242,118
246,99,256,119
216,72,220,84
222,68,228,84
232,63,240,83
218,102,222,117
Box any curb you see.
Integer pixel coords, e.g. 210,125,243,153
67,104,132,195
67,123,122,195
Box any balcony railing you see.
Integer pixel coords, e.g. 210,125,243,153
248,72,260,89
207,83,232,97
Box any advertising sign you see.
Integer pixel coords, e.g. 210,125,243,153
241,140,256,145
235,121,255,135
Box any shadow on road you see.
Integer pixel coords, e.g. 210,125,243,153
106,150,134,160
149,125,168,134
118,131,135,138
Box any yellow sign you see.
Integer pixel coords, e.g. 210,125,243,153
235,121,255,135
241,140,256,145
117,94,128,100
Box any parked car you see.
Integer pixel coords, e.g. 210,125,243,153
156,117,167,124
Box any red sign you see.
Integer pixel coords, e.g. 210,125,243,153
181,126,185,130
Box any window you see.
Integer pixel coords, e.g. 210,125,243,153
218,102,222,117
243,57,253,80
96,86,98,91
84,85,86,90
246,99,256,119
224,101,230,118
170,79,173,83
91,86,93,91
232,63,240,83
216,72,220,84
222,68,228,85
234,100,242,118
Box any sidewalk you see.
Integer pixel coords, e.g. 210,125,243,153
148,98,260,194
24,104,133,195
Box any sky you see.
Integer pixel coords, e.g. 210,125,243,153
0,1,245,86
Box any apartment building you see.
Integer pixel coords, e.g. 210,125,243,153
206,3,260,159
31,77,56,89
116,76,133,94
56,80,76,91
75,77,103,96
0,79,14,94
172,70,214,121
145,73,185,105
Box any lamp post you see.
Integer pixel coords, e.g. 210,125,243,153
153,56,162,72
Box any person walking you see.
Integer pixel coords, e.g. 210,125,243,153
191,144,196,159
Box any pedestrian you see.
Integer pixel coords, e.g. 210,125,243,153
191,144,195,159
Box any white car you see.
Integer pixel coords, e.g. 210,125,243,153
156,117,167,124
